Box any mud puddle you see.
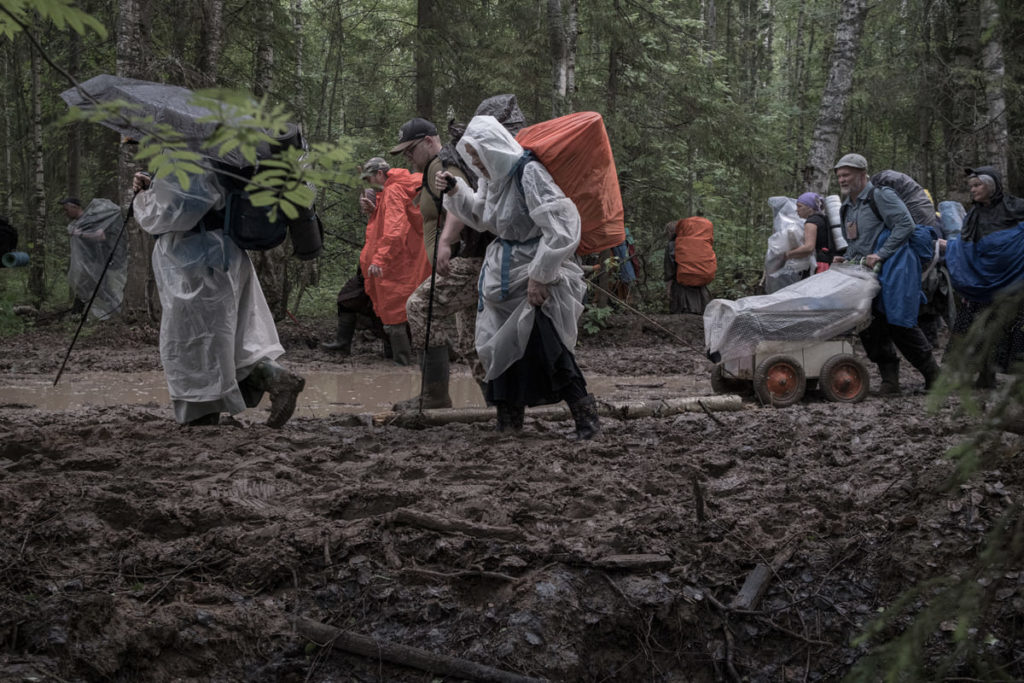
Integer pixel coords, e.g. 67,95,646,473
0,369,710,415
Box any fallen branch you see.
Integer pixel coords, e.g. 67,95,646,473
402,567,519,583
729,545,797,611
297,617,547,683
591,553,672,570
375,395,744,428
385,508,526,541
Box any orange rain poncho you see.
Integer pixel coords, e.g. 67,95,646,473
674,216,717,286
359,168,431,325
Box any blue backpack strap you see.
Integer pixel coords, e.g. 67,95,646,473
511,149,537,198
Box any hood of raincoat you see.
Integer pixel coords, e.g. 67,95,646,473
962,165,1024,242
456,116,524,184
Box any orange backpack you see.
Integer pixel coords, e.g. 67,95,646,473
674,216,717,286
514,112,625,255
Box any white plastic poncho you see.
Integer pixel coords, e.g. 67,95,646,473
443,115,586,381
134,172,284,423
704,264,880,364
764,196,816,293
67,198,128,319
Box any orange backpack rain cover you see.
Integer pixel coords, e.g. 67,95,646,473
674,217,717,286
515,112,625,255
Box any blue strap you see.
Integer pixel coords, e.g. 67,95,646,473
477,262,486,312
498,236,541,301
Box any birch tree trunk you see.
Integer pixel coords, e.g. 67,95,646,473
293,0,305,123
415,0,434,121
547,0,578,117
3,46,13,219
803,0,868,194
116,0,153,319
253,3,274,98
979,0,1008,179
29,42,47,302
67,30,81,199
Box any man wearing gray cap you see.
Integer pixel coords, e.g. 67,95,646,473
833,152,940,394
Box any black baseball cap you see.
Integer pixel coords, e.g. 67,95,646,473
58,197,82,207
389,118,438,154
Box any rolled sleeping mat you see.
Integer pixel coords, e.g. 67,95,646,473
2,251,29,267
824,195,848,250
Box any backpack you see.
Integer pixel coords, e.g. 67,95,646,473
209,124,323,259
512,111,625,255
858,170,940,228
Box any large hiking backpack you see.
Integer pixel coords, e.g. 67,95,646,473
865,170,940,228
212,124,323,260
513,111,625,255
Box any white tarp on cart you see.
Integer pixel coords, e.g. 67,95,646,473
704,264,880,364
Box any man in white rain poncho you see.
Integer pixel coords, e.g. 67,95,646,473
61,197,128,319
437,115,600,439
131,171,305,427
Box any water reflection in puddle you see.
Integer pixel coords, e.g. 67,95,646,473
1,370,706,416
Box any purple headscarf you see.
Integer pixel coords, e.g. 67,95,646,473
796,192,824,214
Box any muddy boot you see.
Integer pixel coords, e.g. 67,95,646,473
976,362,997,389
567,394,601,440
185,413,220,427
320,312,356,354
495,403,525,433
250,359,306,428
393,345,453,411
877,362,901,396
386,325,413,366
920,356,941,391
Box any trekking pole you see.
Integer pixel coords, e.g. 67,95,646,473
53,190,138,386
584,278,699,351
416,178,453,413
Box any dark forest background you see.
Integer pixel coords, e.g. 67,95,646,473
1,0,1020,324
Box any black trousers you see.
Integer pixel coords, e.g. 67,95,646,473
859,312,934,372
486,311,588,408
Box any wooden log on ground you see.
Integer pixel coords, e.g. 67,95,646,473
728,545,797,611
297,617,548,683
374,394,744,427
592,553,673,570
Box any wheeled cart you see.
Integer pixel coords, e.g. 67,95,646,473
710,337,869,406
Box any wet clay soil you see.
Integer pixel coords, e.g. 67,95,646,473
1,313,1021,681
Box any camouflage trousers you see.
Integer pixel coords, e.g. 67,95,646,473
406,256,484,381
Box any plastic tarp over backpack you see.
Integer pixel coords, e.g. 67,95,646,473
764,197,815,293
515,112,625,255
704,264,880,364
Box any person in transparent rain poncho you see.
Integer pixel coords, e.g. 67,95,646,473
131,171,305,428
436,115,600,439
61,197,128,319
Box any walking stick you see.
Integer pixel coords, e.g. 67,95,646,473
415,177,451,413
53,190,138,386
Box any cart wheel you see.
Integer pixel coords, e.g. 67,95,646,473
711,364,749,395
819,353,869,403
753,355,806,407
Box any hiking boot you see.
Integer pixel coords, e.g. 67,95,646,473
920,357,941,391
976,364,997,389
250,359,306,428
495,403,525,433
393,345,453,411
320,312,356,354
568,394,601,440
386,324,413,366
185,412,220,427
877,362,901,396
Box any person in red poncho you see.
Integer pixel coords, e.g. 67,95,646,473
663,215,716,314
358,157,432,365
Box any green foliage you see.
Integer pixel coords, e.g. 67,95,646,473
581,305,614,336
0,0,106,40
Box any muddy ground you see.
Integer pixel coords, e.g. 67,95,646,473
1,311,1022,682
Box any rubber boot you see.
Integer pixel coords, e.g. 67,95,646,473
320,312,356,354
386,325,413,366
250,359,306,428
495,403,525,433
920,356,941,391
567,394,601,440
976,362,997,389
876,362,901,395
393,345,453,411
